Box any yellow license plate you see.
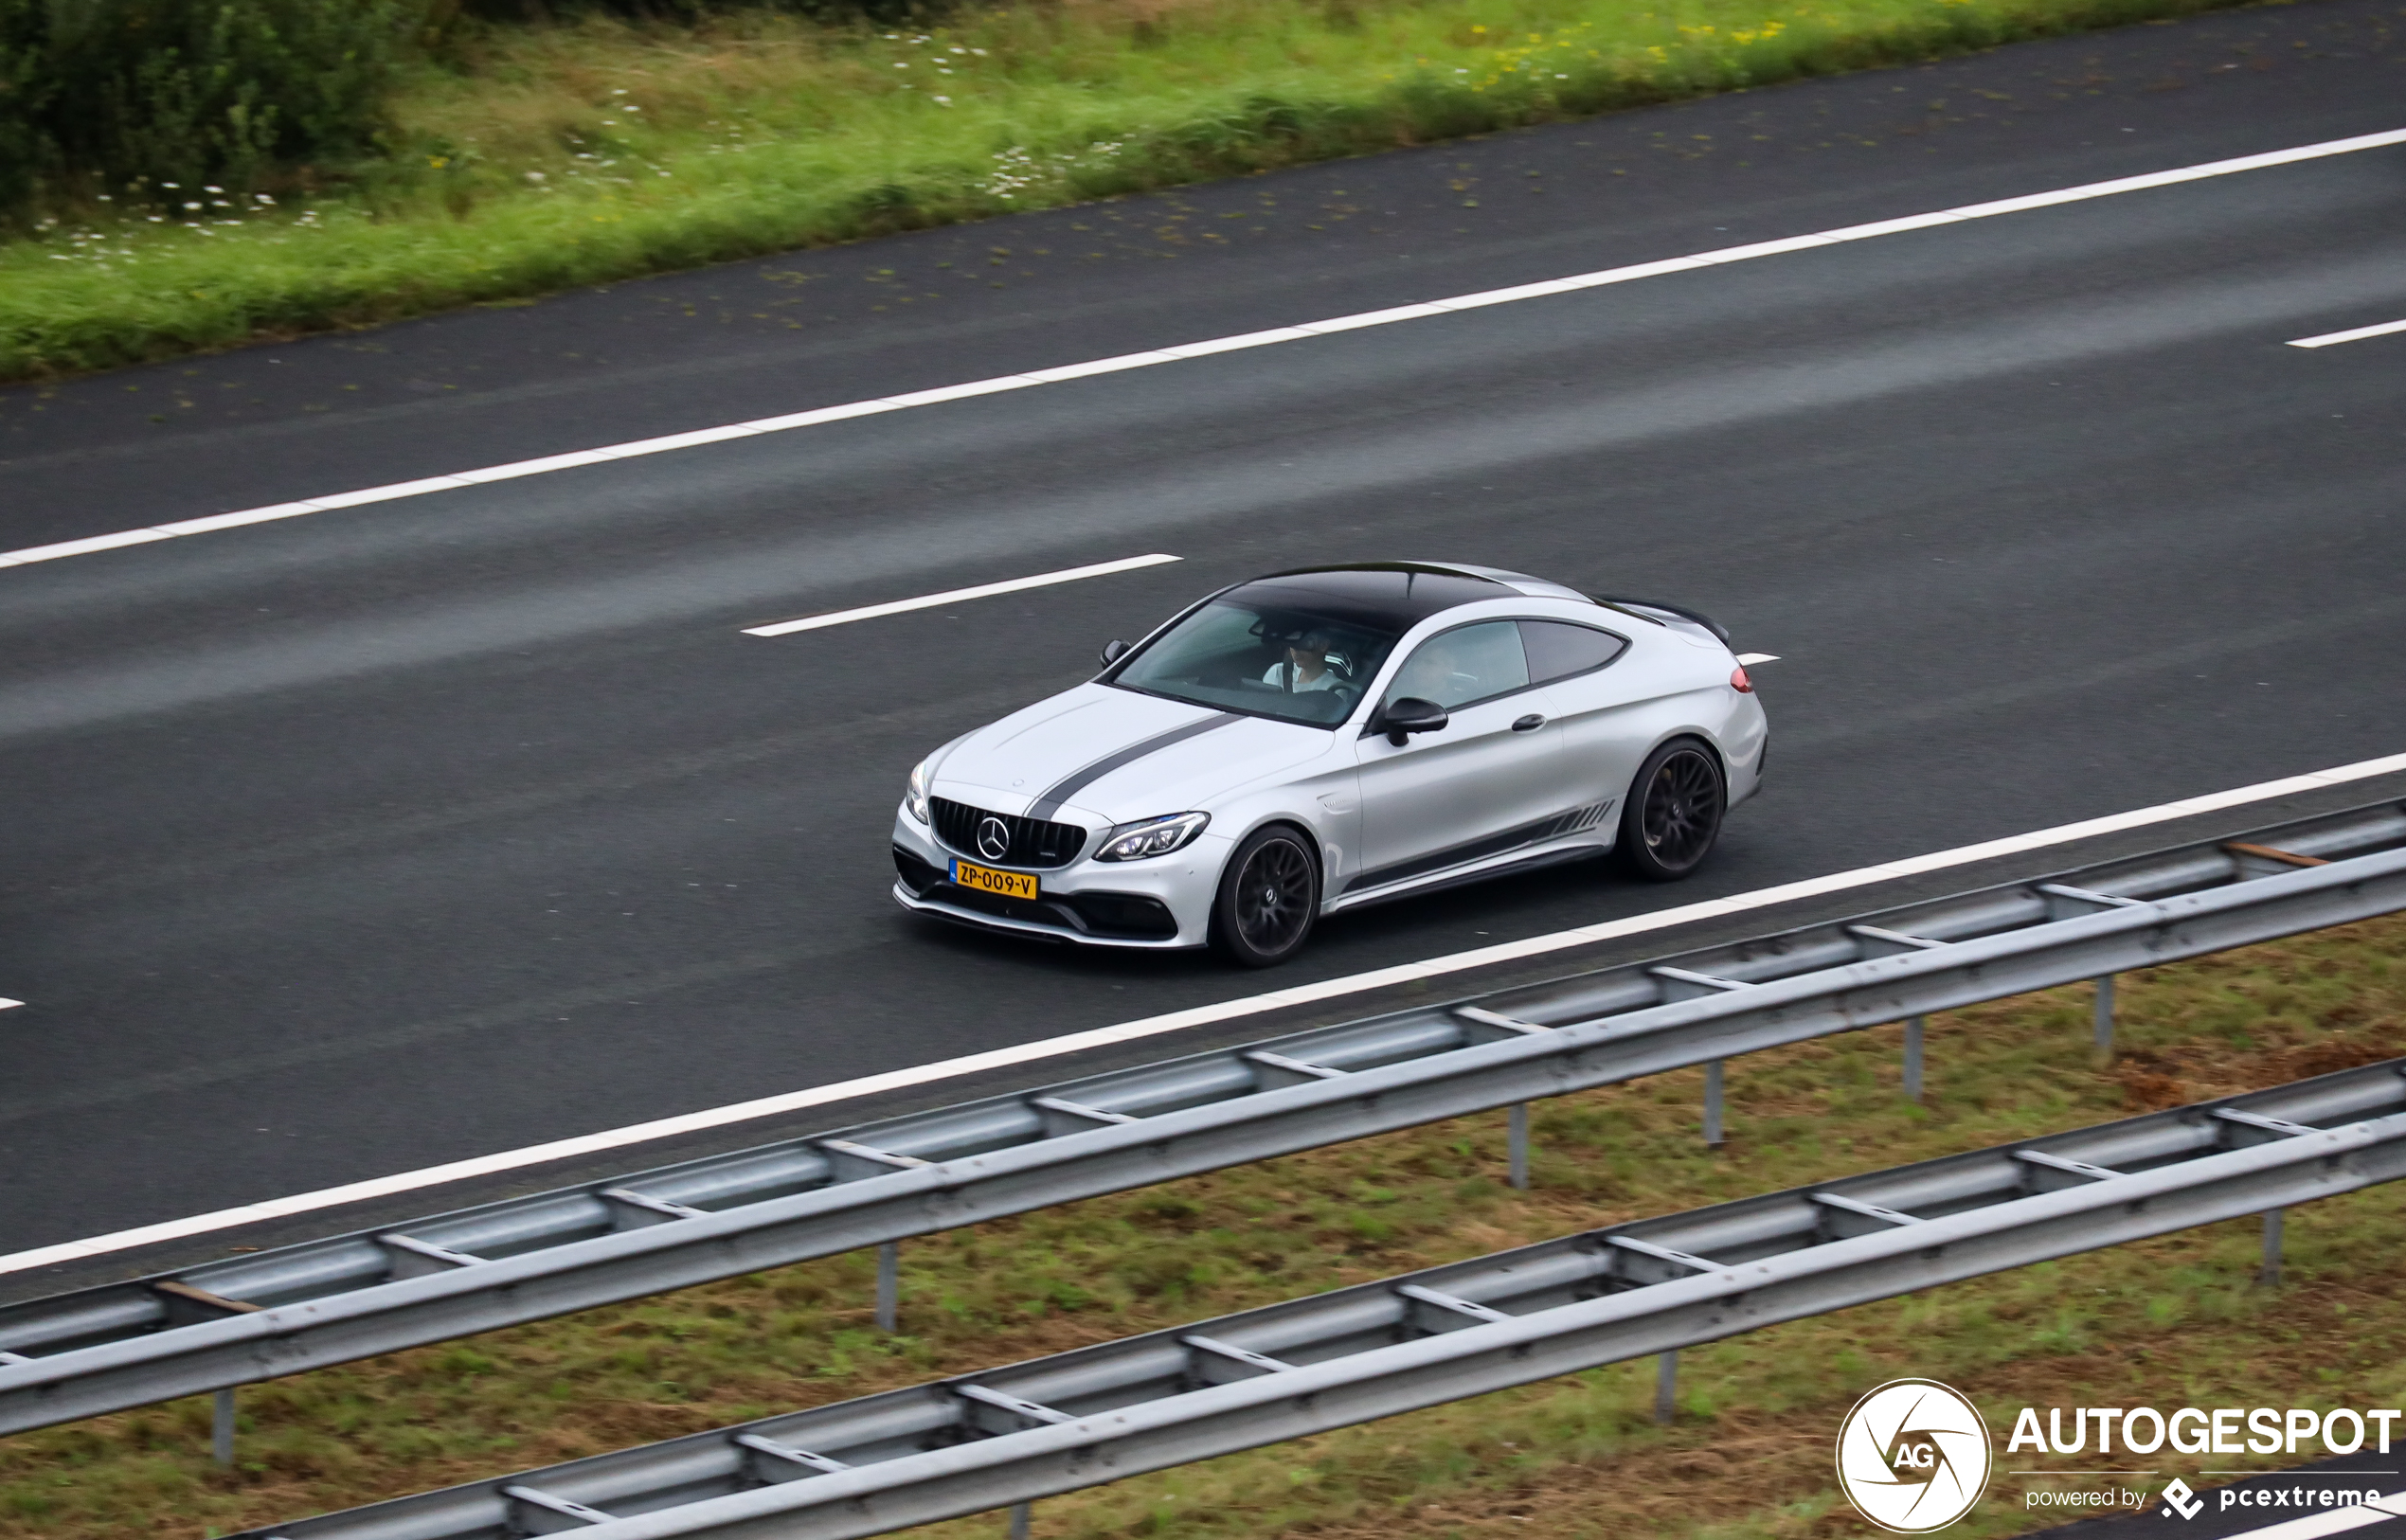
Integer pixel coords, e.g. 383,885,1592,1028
951,858,1038,900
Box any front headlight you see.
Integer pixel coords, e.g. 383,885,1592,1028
905,759,932,824
1094,811,1209,862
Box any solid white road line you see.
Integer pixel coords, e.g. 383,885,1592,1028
1734,653,1780,665
5,126,2404,576
0,999,20,1010
2289,316,2406,349
3,747,2401,1278
743,553,1182,637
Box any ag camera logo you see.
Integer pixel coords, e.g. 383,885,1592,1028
1836,1379,1994,1532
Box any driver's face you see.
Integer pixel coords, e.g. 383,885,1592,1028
1287,642,1326,674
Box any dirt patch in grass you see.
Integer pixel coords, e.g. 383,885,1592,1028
1,915,2398,1537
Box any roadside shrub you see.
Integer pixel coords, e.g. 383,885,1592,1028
0,0,415,219
0,4,48,213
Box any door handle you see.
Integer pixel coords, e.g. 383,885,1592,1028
1512,714,1547,733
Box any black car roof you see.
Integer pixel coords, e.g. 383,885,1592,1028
1223,564,1514,632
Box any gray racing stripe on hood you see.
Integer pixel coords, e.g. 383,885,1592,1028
1027,711,1243,821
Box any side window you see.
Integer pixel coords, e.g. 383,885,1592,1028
1387,620,1531,710
1519,620,1628,685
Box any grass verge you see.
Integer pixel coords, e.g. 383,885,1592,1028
0,912,2398,1537
1,0,2259,384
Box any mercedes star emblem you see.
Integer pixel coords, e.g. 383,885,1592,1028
976,816,1012,862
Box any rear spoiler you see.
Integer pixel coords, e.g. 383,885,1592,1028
1589,593,1731,646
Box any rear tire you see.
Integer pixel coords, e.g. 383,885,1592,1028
1211,825,1320,968
1617,739,1726,882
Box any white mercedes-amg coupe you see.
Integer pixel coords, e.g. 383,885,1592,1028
892,563,1769,966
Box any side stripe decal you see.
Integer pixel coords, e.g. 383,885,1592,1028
1027,713,1243,821
1342,799,1615,894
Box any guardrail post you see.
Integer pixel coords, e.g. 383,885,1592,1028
211,1388,235,1468
1904,1016,1925,1102
2093,975,2116,1055
1655,1350,1678,1424
876,1242,901,1333
1508,1103,1531,1191
1703,1062,1724,1148
2260,1209,2284,1287
1009,1499,1032,1538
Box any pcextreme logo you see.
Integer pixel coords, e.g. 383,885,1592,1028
1835,1379,1995,1533
2161,1478,2205,1519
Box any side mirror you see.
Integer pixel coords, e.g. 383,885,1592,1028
1378,696,1448,746
1099,639,1129,668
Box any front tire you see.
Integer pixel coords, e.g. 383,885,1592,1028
1618,739,1726,882
1211,825,1320,968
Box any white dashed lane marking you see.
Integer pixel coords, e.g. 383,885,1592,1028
743,554,1182,637
2289,316,2406,349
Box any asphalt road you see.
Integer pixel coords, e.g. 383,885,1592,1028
2,0,2403,1271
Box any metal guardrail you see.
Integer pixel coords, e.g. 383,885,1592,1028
229,1059,2406,1539
5,801,2404,1436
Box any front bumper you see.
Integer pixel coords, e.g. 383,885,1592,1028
890,808,1220,949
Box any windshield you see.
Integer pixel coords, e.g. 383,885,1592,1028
1108,598,1404,726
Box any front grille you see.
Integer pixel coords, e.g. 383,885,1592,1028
929,797,1088,869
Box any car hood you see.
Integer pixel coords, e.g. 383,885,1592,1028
931,685,1333,827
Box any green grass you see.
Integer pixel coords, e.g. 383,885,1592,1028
1,0,2256,383
1,913,2398,1538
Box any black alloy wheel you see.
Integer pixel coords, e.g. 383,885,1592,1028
1618,739,1727,882
1212,825,1320,967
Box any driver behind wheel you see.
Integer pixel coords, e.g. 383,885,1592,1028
1263,630,1340,693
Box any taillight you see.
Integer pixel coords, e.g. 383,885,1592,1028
1730,666,1753,693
